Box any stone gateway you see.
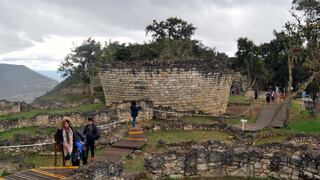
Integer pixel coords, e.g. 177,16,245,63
100,60,232,115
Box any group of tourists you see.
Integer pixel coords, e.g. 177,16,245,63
54,117,100,166
265,86,282,104
54,101,142,166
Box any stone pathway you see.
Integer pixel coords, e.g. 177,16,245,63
96,126,147,162
270,102,287,128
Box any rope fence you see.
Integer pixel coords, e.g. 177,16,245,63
143,106,253,119
0,119,129,149
0,104,256,149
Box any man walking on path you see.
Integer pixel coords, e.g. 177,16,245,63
83,117,100,161
130,101,142,127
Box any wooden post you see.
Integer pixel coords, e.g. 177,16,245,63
250,97,254,117
62,148,65,167
54,144,57,166
55,143,65,166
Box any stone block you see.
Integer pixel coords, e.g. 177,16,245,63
196,164,208,171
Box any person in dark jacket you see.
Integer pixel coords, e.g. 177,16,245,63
83,117,99,161
130,101,142,127
54,117,87,166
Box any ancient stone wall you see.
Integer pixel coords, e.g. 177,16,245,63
145,139,320,179
0,100,21,116
0,109,118,132
100,65,232,115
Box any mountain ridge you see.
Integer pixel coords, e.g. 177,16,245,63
0,63,59,103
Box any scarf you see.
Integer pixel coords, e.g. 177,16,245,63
62,127,73,154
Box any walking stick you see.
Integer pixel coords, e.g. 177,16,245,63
54,143,57,166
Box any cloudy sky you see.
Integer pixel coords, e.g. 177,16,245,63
0,0,293,71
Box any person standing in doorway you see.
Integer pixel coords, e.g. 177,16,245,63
130,101,142,127
83,117,100,161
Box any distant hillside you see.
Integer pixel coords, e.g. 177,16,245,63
36,70,66,82
35,74,105,104
0,64,59,103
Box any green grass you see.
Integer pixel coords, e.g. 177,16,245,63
0,103,105,121
288,116,320,133
0,126,55,140
229,95,250,105
283,100,320,133
23,153,62,168
146,130,232,147
225,116,256,125
180,116,218,124
36,94,90,102
1,170,11,177
254,135,289,145
122,154,144,174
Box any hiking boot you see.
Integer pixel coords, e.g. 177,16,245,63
91,157,95,161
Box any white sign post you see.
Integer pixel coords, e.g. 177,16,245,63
240,119,248,131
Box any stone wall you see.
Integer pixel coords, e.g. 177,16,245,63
0,100,21,116
142,120,254,144
0,109,119,132
100,60,232,115
145,139,320,179
71,161,122,180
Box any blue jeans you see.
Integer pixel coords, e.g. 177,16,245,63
132,116,136,127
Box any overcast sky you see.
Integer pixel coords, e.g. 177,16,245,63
0,0,293,71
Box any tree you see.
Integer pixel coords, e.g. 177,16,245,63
58,38,102,95
234,37,268,90
146,17,196,41
291,0,320,94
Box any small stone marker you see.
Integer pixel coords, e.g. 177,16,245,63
240,119,248,131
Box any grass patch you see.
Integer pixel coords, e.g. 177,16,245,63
23,153,62,168
229,95,250,105
254,135,288,145
283,100,320,133
180,116,217,124
122,154,144,174
288,116,320,133
94,146,108,156
225,116,256,126
36,94,91,103
1,170,11,177
0,126,55,140
146,130,232,147
0,103,105,121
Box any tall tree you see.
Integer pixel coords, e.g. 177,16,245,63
291,0,320,98
146,17,196,41
58,38,102,95
234,37,268,90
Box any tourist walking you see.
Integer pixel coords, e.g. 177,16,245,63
271,91,275,102
83,117,100,161
130,101,142,127
266,91,271,103
54,117,87,166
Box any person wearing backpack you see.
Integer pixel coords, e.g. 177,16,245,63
54,117,87,166
83,117,100,161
